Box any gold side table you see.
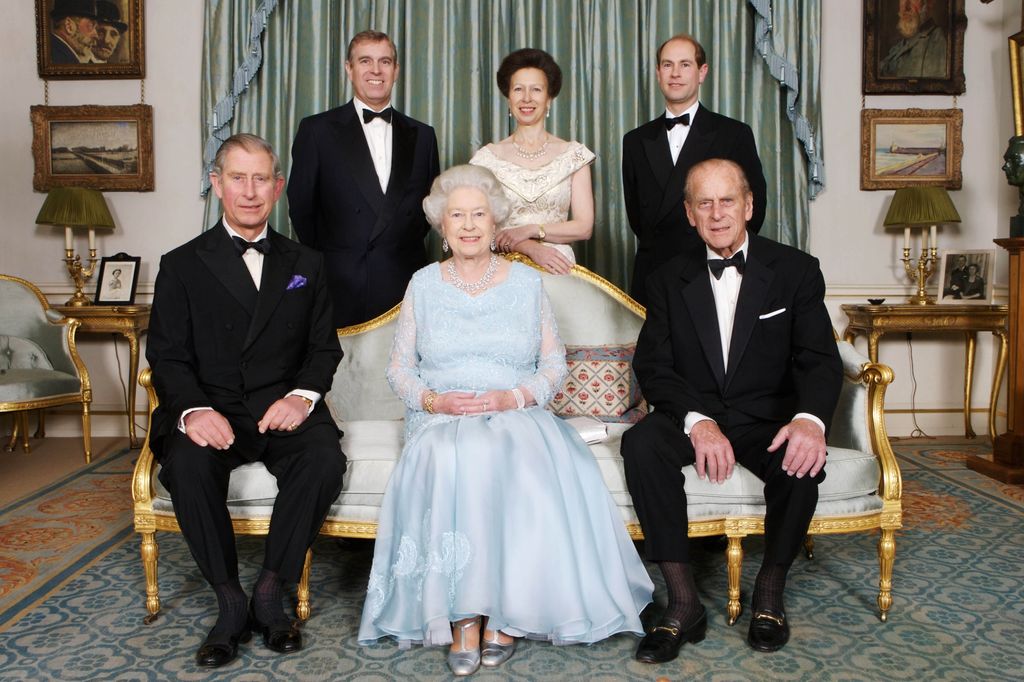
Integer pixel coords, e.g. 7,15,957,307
56,304,150,448
841,303,1009,440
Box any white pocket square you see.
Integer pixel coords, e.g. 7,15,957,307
759,308,786,320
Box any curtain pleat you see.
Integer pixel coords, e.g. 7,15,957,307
202,0,822,291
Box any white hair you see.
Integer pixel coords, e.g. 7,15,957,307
422,164,511,231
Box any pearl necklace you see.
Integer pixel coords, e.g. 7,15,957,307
512,134,549,160
447,254,499,293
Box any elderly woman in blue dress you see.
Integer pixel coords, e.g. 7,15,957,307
358,164,652,676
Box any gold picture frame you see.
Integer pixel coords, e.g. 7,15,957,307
31,104,154,192
1010,31,1024,137
860,108,963,191
36,0,145,79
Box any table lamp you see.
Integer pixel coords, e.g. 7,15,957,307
883,186,961,305
35,188,116,306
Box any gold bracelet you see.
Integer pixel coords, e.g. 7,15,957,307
423,391,437,414
537,224,546,240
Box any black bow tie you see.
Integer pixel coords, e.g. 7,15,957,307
707,251,745,279
665,113,691,129
362,107,393,124
232,236,271,256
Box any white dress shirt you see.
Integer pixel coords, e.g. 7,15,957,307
666,101,700,165
354,96,393,192
683,237,825,436
176,220,319,432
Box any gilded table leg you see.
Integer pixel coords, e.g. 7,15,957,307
81,402,92,464
141,532,161,622
877,528,895,622
867,331,882,364
990,330,1009,440
296,549,312,621
963,332,977,439
727,536,743,626
125,331,141,448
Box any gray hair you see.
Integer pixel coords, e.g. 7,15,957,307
422,164,511,231
211,133,284,179
683,158,750,204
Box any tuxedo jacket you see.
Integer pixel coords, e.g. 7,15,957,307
287,101,440,328
146,223,342,461
622,104,766,306
633,234,841,436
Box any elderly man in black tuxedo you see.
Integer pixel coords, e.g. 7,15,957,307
288,30,440,328
621,159,841,662
622,34,766,307
147,134,345,668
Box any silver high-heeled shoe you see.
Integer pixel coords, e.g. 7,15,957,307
447,618,481,677
481,629,516,668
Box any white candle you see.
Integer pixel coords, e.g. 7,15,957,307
64,227,73,251
88,228,95,251
903,227,910,252
930,224,937,251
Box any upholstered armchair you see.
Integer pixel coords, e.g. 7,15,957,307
0,274,92,461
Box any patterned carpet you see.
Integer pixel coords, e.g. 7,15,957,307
0,441,1021,681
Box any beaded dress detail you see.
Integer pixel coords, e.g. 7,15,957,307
358,262,652,648
470,142,596,263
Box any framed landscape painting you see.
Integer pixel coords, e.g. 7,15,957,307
36,0,145,79
31,104,154,191
860,108,963,190
863,0,966,95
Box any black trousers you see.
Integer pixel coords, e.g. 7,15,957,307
620,411,823,566
158,422,346,586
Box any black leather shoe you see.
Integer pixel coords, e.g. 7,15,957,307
250,602,302,654
195,626,251,668
747,608,789,652
635,607,707,664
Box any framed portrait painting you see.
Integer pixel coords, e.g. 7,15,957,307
31,104,154,191
36,0,144,79
94,252,140,305
937,250,994,304
860,108,963,190
863,0,966,95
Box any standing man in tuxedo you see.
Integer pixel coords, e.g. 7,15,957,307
147,134,346,668
622,34,766,307
621,159,841,662
288,30,440,328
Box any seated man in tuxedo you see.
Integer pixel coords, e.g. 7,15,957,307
621,158,841,662
147,133,346,668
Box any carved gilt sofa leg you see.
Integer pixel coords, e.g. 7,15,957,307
804,534,815,560
727,535,743,625
296,549,312,621
877,528,895,622
140,531,160,623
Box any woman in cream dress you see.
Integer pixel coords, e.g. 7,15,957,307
470,48,595,275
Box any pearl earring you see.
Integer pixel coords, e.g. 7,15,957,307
442,238,449,253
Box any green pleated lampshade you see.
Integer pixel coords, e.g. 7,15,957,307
35,188,115,229
883,187,961,227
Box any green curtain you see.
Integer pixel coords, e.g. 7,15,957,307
202,0,822,292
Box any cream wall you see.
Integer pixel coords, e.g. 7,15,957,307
0,2,1020,439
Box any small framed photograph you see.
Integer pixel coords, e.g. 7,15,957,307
31,104,154,191
937,250,994,304
36,0,144,79
862,0,966,95
95,252,140,304
860,108,963,190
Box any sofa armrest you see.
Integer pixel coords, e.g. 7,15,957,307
132,368,158,509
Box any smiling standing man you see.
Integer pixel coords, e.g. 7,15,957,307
621,158,841,662
622,33,766,307
147,134,346,668
288,30,440,328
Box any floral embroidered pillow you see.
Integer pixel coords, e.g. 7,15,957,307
549,344,647,423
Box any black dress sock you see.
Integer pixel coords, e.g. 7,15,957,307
752,563,788,613
212,579,248,635
252,568,288,625
659,561,704,627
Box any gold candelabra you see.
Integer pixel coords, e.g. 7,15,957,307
901,245,937,305
64,247,99,306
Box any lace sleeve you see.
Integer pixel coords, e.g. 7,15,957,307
520,285,567,406
385,285,431,411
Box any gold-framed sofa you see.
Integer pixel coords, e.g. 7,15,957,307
132,262,902,625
